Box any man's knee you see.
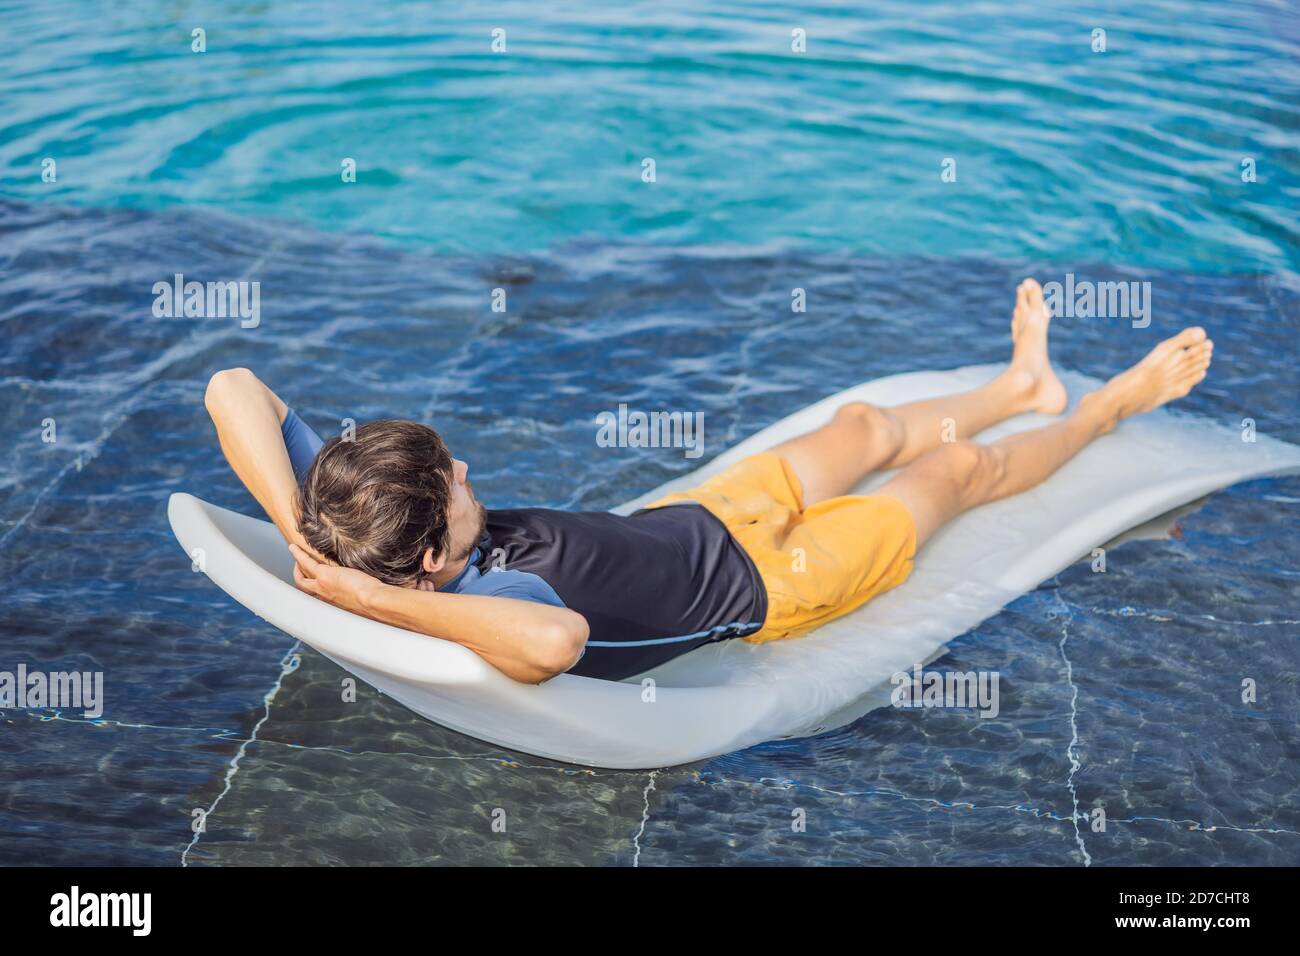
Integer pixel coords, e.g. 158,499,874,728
836,402,904,462
931,440,1005,502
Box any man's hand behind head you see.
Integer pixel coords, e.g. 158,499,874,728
290,543,385,616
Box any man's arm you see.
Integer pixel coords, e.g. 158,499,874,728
291,545,588,684
204,367,313,552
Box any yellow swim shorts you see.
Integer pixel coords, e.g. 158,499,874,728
645,452,917,644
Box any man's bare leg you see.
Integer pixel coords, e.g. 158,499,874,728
875,327,1215,547
776,279,1069,505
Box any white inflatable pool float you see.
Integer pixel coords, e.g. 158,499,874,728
168,365,1300,769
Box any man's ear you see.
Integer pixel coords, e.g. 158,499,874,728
422,548,446,575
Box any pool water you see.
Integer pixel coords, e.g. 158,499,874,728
1,0,1297,865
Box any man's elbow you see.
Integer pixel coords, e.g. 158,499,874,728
527,614,589,683
204,367,259,415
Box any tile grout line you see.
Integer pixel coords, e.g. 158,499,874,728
631,770,658,867
14,710,616,775
1054,587,1092,867
723,774,1300,838
180,642,300,867
0,406,138,552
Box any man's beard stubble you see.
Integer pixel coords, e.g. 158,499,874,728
451,500,488,564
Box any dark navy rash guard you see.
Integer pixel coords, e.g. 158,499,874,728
478,505,766,680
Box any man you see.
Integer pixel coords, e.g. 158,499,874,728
205,279,1212,684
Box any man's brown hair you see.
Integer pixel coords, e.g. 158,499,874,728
296,419,454,586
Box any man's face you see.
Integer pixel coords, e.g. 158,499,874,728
442,456,486,565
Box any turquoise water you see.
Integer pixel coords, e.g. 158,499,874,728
1,1,1298,866
2,0,1297,269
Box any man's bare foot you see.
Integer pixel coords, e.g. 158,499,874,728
1084,327,1214,432
1007,278,1069,415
